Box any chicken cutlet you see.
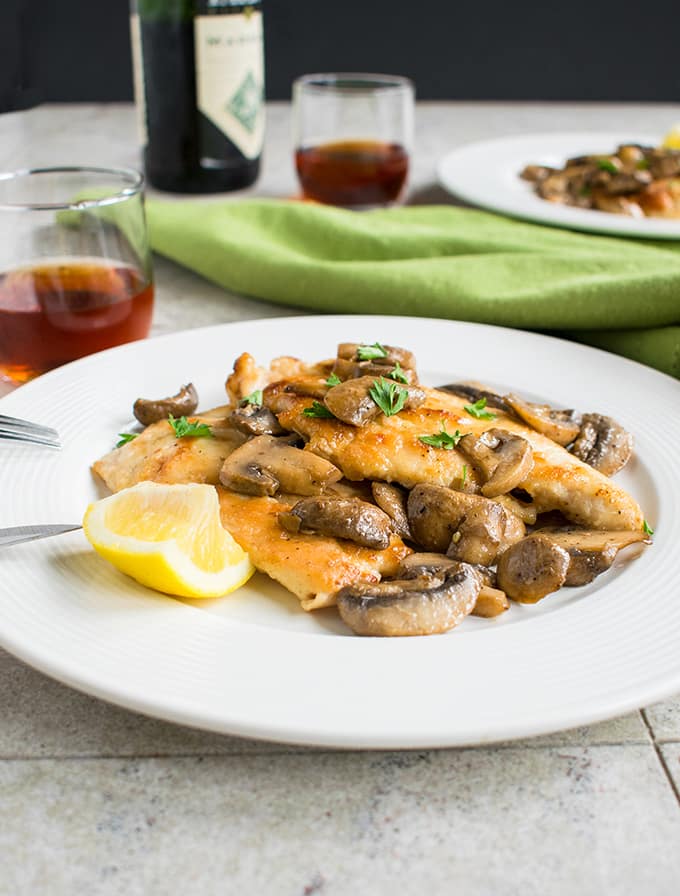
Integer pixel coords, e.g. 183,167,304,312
264,378,643,532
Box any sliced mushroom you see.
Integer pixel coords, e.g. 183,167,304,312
228,403,286,437
337,342,417,370
457,429,533,498
473,586,510,618
278,496,393,550
335,562,480,636
133,383,199,426
436,383,513,414
325,376,425,426
496,534,570,603
219,435,342,497
570,413,633,476
503,394,580,446
497,494,537,526
534,526,649,586
407,484,522,566
332,357,418,384
446,501,507,566
398,552,507,618
283,379,329,400
371,482,412,540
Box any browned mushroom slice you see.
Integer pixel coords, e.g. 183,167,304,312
219,435,342,497
133,383,199,426
569,413,633,476
283,379,329,400
436,383,512,414
333,357,418,384
325,376,425,426
336,342,417,370
398,552,508,618
228,403,286,437
503,394,580,446
407,484,524,566
371,482,412,540
534,526,649,586
496,494,537,526
591,192,644,217
520,164,557,183
278,496,393,550
335,562,480,636
496,534,570,603
457,429,533,498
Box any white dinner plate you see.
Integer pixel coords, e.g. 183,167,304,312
437,132,680,239
0,315,678,748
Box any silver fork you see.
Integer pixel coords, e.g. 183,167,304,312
0,414,61,448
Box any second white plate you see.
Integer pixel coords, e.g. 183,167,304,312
437,132,680,238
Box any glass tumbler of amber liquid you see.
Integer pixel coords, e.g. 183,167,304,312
293,73,414,209
0,167,154,385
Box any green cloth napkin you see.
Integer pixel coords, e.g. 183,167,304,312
146,199,680,378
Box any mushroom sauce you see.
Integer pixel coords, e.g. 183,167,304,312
92,342,651,637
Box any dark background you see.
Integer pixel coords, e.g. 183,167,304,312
1,0,677,112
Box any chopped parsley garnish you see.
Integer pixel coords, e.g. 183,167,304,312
419,425,463,450
168,415,213,439
302,401,336,419
116,432,138,448
463,397,497,420
636,158,650,170
369,377,408,417
461,464,468,486
389,361,408,384
325,372,342,387
643,519,654,536
597,158,618,175
357,342,388,361
241,389,263,406
579,185,592,197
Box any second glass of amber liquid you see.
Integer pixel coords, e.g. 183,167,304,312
293,73,414,209
0,167,153,385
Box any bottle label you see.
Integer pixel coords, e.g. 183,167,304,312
129,13,148,146
194,11,265,160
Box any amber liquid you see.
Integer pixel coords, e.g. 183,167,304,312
295,140,409,207
0,258,154,383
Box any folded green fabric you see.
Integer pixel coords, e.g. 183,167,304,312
146,199,680,378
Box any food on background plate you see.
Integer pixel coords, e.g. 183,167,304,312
91,341,651,636
520,142,680,218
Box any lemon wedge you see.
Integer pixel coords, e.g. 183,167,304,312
662,125,680,149
83,482,254,598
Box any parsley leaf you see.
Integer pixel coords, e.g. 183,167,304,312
325,372,342,387
369,377,408,417
636,158,650,170
168,415,213,439
303,401,336,419
116,432,137,448
389,361,408,384
242,389,263,406
357,342,388,361
643,519,654,536
463,397,497,420
461,464,468,486
419,425,463,450
597,158,618,174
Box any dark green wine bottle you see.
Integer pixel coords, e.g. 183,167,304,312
130,0,264,193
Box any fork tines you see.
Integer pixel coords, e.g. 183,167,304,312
0,415,61,449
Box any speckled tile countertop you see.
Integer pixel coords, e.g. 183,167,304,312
0,103,679,895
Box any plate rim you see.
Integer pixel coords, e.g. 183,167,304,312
1,314,679,748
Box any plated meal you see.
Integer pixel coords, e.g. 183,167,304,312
520,142,680,218
89,340,651,638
